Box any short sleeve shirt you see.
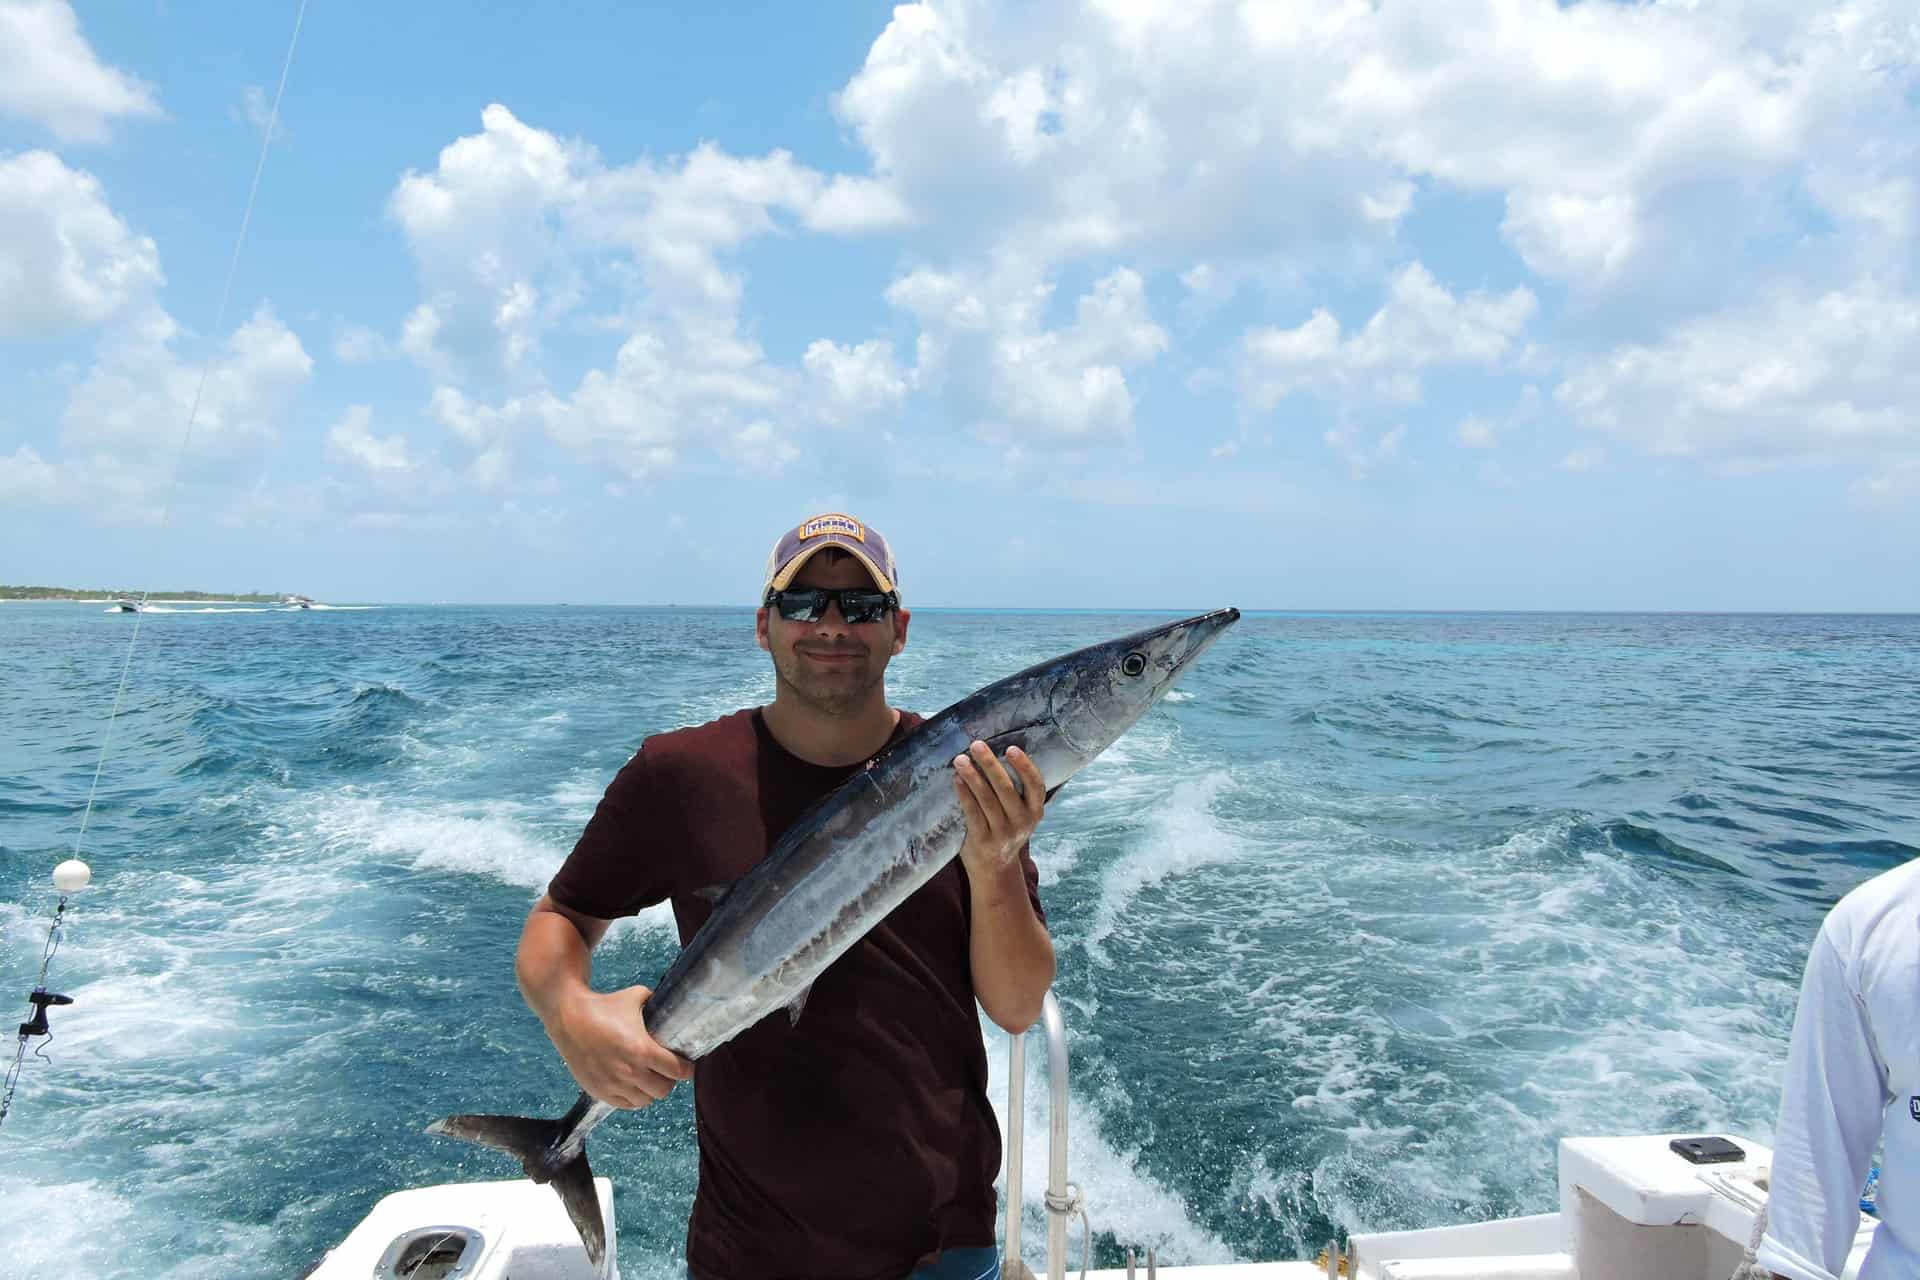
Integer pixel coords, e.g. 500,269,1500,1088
547,708,1046,1280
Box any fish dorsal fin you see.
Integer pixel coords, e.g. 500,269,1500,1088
785,982,813,1026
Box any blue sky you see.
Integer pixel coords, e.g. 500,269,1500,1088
2,0,1916,610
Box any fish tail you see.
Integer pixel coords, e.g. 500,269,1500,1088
426,1112,606,1266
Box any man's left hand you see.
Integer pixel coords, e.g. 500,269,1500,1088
952,740,1045,876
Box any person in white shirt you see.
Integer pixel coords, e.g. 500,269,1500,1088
1758,856,1919,1280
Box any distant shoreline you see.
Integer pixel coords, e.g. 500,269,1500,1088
0,596,269,605
1,586,284,603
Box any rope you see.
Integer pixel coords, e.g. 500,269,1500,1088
1727,1195,1768,1279
72,0,311,858
1043,1182,1090,1280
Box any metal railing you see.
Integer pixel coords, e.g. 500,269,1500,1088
1002,990,1083,1280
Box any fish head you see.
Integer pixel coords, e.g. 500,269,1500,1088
984,607,1238,787
941,607,1238,794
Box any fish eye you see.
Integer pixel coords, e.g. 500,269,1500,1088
1121,652,1147,677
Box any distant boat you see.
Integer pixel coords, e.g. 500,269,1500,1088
113,596,142,613
282,594,316,609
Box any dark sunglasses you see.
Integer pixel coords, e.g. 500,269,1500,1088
764,586,900,624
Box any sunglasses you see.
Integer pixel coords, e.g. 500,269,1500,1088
764,586,900,625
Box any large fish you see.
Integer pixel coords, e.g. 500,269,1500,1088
428,607,1240,1265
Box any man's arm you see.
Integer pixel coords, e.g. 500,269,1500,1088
954,741,1057,1033
515,895,693,1109
1756,929,1885,1280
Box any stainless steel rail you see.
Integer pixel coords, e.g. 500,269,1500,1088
1002,990,1077,1280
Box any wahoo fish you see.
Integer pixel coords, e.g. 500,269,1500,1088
428,607,1241,1265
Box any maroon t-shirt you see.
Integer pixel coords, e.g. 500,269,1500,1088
546,708,1046,1280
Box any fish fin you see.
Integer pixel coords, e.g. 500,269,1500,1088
426,1112,566,1173
549,1149,608,1269
427,1111,607,1266
1044,781,1067,803
785,981,813,1026
692,881,735,904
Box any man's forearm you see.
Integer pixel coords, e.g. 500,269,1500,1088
516,905,597,1029
968,860,1056,1033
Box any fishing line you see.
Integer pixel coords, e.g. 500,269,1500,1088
3,0,311,1132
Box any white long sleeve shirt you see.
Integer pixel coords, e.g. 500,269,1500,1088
1758,857,1919,1280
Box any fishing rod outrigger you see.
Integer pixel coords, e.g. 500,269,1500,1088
0,859,90,1129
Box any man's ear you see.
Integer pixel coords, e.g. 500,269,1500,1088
891,606,911,656
755,607,771,652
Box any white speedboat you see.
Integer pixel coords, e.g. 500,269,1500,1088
284,594,317,609
112,595,142,613
305,995,1880,1280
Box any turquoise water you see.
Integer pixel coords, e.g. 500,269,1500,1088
2,603,1916,1277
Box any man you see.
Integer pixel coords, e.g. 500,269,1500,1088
514,513,1057,1280
1757,855,1919,1280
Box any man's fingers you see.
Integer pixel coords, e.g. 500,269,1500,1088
642,1043,695,1081
954,752,1005,832
970,740,1024,818
954,771,988,828
1007,746,1045,820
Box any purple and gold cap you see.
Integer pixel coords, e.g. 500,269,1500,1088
763,513,899,596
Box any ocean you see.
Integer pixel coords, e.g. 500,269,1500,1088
2,602,1915,1278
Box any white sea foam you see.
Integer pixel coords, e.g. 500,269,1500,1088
549,772,608,819
1083,769,1241,965
294,790,563,890
0,1176,276,1280
1068,797,1799,1243
985,1021,1233,1269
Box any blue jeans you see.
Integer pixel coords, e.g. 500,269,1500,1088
686,1246,1001,1280
906,1246,1000,1279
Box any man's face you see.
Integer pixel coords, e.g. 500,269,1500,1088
756,552,910,717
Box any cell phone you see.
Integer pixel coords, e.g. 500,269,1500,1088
1670,1136,1746,1164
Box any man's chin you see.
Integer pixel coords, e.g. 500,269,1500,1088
791,675,878,716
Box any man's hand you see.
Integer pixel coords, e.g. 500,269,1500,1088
952,740,1045,876
547,983,694,1110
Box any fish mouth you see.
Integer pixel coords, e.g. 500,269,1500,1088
1161,606,1240,674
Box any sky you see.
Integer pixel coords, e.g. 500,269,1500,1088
1,0,1916,611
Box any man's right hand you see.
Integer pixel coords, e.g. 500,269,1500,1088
548,984,694,1109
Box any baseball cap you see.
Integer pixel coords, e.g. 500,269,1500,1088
762,513,899,596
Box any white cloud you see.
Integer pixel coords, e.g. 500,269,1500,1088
333,324,392,364
337,4,1918,495
804,339,908,421
382,106,918,475
233,85,290,146
728,420,803,473
0,150,162,338
1455,416,1497,450
0,0,160,143
1239,263,1536,410
886,263,1167,445
0,443,57,501
832,0,1916,322
62,304,314,467
327,406,415,477
385,105,912,391
1325,422,1406,478
1555,283,1920,460
834,2,1413,271
1852,457,1920,505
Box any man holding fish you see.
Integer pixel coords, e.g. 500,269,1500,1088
432,510,1235,1277
516,513,1055,1280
